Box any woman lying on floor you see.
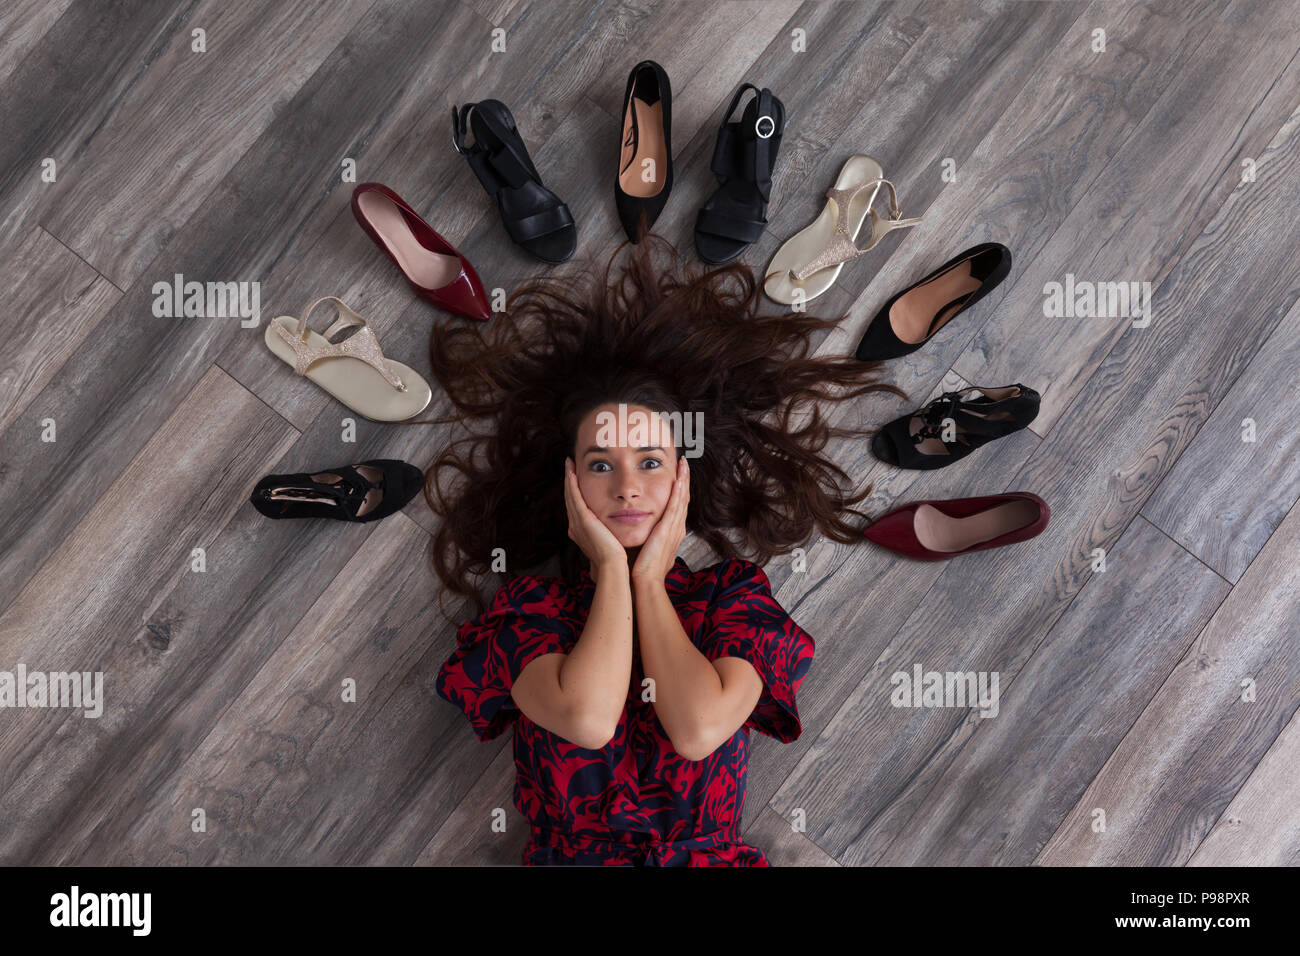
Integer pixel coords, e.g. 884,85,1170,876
421,233,904,866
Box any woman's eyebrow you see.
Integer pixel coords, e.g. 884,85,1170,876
583,445,663,455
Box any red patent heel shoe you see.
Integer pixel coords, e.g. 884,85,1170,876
863,491,1049,560
351,182,492,321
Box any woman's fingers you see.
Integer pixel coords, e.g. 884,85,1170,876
567,461,593,526
565,457,627,566
563,462,577,518
564,459,586,546
568,466,597,526
673,457,689,520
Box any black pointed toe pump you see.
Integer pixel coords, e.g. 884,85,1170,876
615,60,673,243
856,242,1011,362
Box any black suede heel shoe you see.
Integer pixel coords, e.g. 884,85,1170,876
871,384,1039,470
615,60,672,243
250,459,424,522
452,99,577,263
855,242,1011,362
694,82,786,264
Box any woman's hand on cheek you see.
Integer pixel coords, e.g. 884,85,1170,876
564,458,628,574
632,456,689,584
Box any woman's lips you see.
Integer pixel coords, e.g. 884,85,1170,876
610,511,651,525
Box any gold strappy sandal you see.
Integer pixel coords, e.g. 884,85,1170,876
763,154,922,305
263,296,432,421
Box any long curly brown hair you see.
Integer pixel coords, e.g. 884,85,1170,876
413,232,907,617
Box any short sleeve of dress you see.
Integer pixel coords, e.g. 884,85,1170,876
435,575,578,742
696,558,815,742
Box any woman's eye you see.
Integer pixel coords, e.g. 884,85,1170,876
587,458,662,472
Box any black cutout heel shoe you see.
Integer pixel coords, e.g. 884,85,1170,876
871,384,1039,470
855,242,1011,362
615,60,673,243
694,82,786,264
452,99,577,263
250,459,424,522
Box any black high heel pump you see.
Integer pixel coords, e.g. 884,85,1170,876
855,243,1011,362
615,60,673,243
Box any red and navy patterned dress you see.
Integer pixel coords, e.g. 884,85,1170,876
435,555,814,866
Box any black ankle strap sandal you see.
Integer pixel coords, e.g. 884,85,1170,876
249,459,424,522
871,384,1040,470
452,99,577,264
694,82,786,265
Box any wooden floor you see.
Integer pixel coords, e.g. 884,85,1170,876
1,0,1297,866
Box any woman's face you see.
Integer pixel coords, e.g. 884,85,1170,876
573,402,680,549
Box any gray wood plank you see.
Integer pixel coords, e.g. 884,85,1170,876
0,366,298,862
738,368,1040,816
73,515,458,865
38,0,376,289
0,227,120,435
458,0,531,29
830,0,1225,441
742,805,844,866
0,0,184,250
1038,498,1300,864
25,410,472,863
1188,705,1300,867
867,516,1228,865
0,0,74,85
415,738,525,866
1141,296,1300,581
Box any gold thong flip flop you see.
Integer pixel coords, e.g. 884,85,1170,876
763,154,922,306
263,296,432,422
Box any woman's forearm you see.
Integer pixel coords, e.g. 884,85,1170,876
632,576,724,757
558,562,633,739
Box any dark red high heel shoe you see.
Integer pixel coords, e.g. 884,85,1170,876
862,491,1049,560
351,182,492,321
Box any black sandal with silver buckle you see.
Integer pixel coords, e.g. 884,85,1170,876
694,82,786,265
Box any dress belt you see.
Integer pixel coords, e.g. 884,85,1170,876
528,823,735,866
